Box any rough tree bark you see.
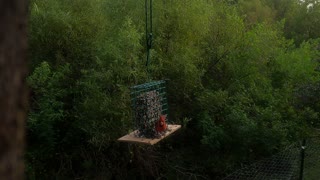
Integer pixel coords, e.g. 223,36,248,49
0,0,29,179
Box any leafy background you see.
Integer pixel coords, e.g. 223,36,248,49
27,0,320,179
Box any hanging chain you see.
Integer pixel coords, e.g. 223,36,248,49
145,0,153,68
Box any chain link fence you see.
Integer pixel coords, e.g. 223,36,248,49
303,137,320,180
223,136,320,180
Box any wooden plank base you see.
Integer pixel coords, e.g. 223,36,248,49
118,125,181,145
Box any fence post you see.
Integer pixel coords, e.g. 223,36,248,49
299,139,306,180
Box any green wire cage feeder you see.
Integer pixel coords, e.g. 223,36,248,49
118,0,180,145
119,79,181,145
131,80,168,138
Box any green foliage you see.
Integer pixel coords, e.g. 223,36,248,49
27,0,320,179
28,62,71,148
284,0,320,44
239,0,276,25
27,61,72,177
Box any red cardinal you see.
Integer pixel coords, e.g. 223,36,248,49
155,115,167,132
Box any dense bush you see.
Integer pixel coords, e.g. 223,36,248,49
27,0,320,179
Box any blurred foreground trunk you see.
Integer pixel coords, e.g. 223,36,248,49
0,0,29,179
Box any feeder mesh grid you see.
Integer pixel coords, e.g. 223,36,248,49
131,80,169,138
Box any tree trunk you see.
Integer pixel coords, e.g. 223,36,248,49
0,0,29,179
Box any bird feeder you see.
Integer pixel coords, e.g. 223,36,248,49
118,80,181,145
131,80,168,138
118,0,180,145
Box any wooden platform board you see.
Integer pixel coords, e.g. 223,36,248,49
118,125,181,145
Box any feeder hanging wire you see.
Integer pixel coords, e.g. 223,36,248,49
145,0,153,71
